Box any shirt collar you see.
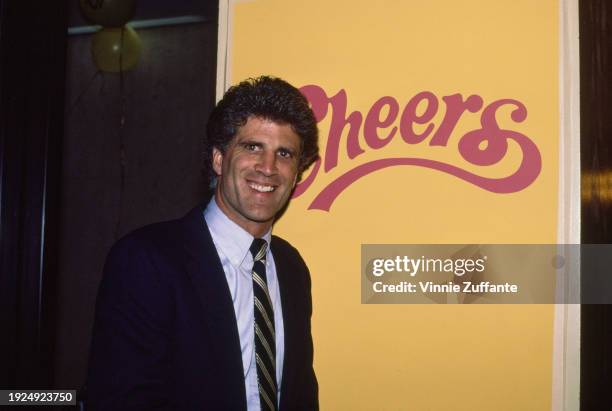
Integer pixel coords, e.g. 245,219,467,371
203,197,272,268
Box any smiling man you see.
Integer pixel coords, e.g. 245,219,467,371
87,77,319,411
212,117,300,236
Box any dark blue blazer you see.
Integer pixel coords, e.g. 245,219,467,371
86,205,318,410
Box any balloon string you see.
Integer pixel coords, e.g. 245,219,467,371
67,70,101,117
114,26,127,239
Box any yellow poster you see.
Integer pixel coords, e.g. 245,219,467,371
222,1,575,409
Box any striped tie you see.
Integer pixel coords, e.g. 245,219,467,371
250,238,277,411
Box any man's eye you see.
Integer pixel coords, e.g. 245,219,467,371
244,143,259,151
278,150,293,158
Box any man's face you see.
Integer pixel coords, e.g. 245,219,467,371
213,116,301,237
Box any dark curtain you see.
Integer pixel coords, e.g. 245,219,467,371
0,0,67,390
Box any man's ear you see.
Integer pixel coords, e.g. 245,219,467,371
212,147,223,176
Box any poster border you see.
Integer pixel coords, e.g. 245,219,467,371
216,1,581,409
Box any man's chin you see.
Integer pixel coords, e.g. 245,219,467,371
245,212,276,225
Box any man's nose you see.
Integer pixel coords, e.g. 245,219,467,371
256,150,277,175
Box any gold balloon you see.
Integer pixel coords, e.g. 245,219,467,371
79,0,137,27
91,26,142,73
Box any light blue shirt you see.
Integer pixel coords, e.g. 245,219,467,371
204,198,285,410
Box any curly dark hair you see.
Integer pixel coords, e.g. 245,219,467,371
204,76,319,186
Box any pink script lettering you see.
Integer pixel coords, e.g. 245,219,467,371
295,85,542,211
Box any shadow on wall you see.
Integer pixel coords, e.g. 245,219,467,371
55,12,218,390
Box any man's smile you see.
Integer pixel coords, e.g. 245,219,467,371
248,181,276,193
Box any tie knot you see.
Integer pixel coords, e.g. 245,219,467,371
250,238,268,262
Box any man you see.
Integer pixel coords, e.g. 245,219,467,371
87,76,319,410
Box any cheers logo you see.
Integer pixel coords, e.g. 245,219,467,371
294,85,542,211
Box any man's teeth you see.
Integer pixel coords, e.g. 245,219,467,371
249,182,275,192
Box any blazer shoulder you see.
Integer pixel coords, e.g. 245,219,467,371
112,222,167,252
102,206,210,291
270,234,295,251
109,205,206,257
270,235,304,262
270,235,312,285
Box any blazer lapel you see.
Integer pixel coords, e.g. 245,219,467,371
271,237,296,410
179,205,246,408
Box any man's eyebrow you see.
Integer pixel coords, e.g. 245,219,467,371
239,139,262,146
